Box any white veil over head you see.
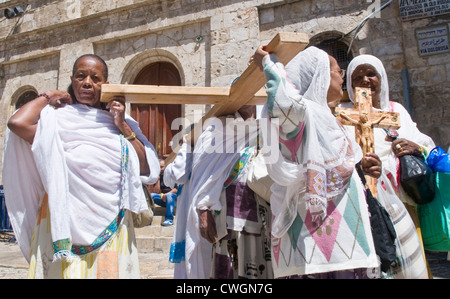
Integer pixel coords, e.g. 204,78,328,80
265,47,362,238
285,46,331,109
346,54,390,111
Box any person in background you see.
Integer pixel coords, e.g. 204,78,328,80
151,159,178,226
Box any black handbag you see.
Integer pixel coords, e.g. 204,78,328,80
356,163,397,272
399,154,435,205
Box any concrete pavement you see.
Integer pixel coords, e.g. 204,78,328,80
0,232,173,279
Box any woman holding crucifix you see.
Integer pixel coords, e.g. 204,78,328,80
342,54,436,279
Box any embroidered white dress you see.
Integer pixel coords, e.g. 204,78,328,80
261,48,378,278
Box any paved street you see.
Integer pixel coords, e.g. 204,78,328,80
1,232,449,279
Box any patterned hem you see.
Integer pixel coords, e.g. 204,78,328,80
53,209,125,257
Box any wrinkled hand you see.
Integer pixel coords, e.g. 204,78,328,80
199,209,218,244
252,45,269,71
362,152,382,179
47,90,72,108
106,96,126,127
392,138,422,157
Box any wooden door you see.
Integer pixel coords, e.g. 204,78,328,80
131,62,182,158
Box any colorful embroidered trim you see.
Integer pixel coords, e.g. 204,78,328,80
223,146,255,189
120,134,129,198
53,238,72,256
71,209,125,255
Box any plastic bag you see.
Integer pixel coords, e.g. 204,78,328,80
418,172,450,252
399,154,435,204
427,146,450,173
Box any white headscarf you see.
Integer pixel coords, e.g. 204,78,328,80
346,54,390,111
263,47,362,238
345,54,435,148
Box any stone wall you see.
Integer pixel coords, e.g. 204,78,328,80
0,0,448,182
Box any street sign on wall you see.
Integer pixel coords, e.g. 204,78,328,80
399,0,450,21
416,24,450,56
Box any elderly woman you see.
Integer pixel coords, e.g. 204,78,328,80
3,54,160,278
253,46,379,278
343,54,435,278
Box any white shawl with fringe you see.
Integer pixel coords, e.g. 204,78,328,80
167,113,259,278
3,104,160,262
260,48,378,277
262,48,363,238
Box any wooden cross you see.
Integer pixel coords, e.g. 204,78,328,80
100,32,309,163
335,87,401,197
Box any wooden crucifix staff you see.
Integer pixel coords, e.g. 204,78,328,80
100,32,309,163
335,87,401,197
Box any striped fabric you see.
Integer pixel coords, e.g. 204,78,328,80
382,201,428,279
28,196,140,279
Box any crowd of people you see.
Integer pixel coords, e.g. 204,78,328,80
2,44,444,279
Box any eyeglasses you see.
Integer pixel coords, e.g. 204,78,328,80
332,69,346,79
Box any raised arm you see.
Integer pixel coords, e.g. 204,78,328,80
253,46,306,137
7,91,72,144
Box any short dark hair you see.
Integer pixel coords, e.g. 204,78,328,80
72,54,108,81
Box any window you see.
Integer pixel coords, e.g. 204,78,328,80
15,90,37,110
315,39,353,92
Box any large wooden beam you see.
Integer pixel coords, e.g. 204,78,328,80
101,84,268,105
205,32,309,118
100,32,309,110
99,32,309,163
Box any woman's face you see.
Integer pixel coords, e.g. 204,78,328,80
351,64,382,108
327,55,344,108
71,57,108,108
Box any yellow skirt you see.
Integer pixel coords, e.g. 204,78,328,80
28,196,140,279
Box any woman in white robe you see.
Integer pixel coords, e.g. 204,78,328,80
164,108,264,279
253,46,379,278
3,54,160,279
342,54,434,278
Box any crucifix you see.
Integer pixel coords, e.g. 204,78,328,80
335,87,401,197
100,32,309,163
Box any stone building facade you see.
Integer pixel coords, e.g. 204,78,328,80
0,0,449,182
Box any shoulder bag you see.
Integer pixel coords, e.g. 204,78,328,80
132,184,154,228
356,162,397,272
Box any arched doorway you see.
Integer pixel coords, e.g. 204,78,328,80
131,62,182,158
15,90,38,110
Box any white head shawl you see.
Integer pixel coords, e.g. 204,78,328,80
346,54,390,111
266,47,362,238
346,54,435,146
344,54,435,191
286,47,331,107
